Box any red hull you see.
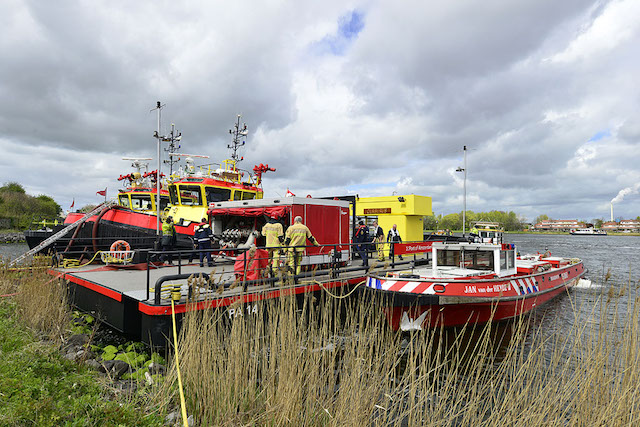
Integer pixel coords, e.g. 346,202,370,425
65,207,197,236
367,261,585,330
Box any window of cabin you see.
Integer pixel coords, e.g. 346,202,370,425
463,250,494,270
437,250,460,267
500,251,507,270
233,190,242,201
131,194,153,210
160,196,170,211
119,195,130,208
205,187,232,203
242,191,256,200
154,195,170,211
179,185,203,206
169,186,179,205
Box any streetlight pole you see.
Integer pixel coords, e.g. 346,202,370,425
462,145,467,236
456,145,467,236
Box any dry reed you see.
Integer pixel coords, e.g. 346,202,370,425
154,280,640,426
1,257,69,341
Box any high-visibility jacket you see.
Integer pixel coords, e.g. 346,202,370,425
285,223,315,248
162,221,175,236
261,222,284,248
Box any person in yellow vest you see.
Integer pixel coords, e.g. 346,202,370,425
372,220,385,261
261,218,284,271
160,216,177,265
284,216,319,275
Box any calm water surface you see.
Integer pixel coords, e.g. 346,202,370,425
0,242,29,262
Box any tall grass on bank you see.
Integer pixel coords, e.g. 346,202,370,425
155,281,640,426
0,260,165,426
0,257,69,341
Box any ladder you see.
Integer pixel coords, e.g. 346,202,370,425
10,200,118,266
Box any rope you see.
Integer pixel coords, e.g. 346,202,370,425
315,279,365,299
171,298,189,427
5,266,50,271
0,272,63,298
0,292,19,298
62,251,103,269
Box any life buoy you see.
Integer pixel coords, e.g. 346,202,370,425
110,240,131,253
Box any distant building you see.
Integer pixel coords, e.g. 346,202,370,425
601,220,640,232
533,219,584,231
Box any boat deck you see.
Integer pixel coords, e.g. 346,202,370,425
51,259,370,345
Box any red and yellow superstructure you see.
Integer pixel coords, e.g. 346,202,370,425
164,159,273,228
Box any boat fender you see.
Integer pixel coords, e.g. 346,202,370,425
110,240,131,252
433,283,446,293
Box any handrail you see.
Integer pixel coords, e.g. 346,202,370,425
142,238,444,305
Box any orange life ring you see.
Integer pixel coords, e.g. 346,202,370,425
110,240,131,253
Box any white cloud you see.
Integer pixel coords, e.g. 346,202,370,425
1,0,639,222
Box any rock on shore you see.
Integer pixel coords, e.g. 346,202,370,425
0,232,25,243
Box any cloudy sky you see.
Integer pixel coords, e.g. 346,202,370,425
1,0,639,222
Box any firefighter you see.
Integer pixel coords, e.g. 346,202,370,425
261,217,284,271
372,220,385,261
354,220,370,267
284,216,319,275
387,224,403,260
160,216,176,265
194,217,214,267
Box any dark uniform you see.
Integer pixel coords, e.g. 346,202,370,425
194,220,214,267
354,222,370,267
387,226,403,260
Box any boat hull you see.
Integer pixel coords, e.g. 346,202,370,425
46,206,198,255
366,261,585,330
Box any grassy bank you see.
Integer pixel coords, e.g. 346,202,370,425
0,262,163,426
152,282,640,425
4,259,640,425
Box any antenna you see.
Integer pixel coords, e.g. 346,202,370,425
169,153,210,159
228,114,248,162
163,123,182,176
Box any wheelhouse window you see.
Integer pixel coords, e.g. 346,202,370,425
131,194,153,210
242,191,256,200
233,190,242,201
500,250,515,270
169,186,179,205
119,195,130,208
154,195,170,211
462,250,494,270
179,185,203,206
437,250,461,267
205,186,232,203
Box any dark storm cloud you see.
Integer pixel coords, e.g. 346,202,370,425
1,0,638,220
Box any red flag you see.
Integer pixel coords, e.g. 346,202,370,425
285,188,295,197
96,188,107,197
69,199,75,209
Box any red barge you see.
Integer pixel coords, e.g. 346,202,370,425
49,195,361,346
365,236,585,330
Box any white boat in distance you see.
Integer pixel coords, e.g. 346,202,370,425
569,228,607,235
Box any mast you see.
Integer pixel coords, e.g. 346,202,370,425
151,101,165,236
228,114,248,163
163,123,182,176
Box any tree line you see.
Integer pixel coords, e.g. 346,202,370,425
0,182,62,230
423,210,526,232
